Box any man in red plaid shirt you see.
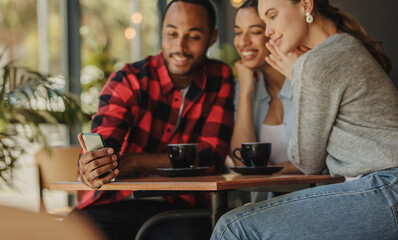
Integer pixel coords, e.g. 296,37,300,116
71,0,234,239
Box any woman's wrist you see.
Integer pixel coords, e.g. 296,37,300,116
238,91,253,99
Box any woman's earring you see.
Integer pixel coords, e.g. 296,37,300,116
305,12,313,23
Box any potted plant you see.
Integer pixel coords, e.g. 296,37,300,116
0,52,88,188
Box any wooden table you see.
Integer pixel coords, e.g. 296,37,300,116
51,173,344,228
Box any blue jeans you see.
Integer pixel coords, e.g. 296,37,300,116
211,168,398,240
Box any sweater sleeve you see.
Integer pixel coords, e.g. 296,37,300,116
288,51,346,174
289,33,398,177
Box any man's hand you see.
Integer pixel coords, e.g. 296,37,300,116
77,133,119,189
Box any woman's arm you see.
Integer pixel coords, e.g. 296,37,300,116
230,61,258,166
274,161,303,175
288,53,343,174
265,40,337,174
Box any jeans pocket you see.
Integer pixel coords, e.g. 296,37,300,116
393,201,398,228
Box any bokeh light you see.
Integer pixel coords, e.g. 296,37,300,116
131,12,143,24
124,27,136,39
231,0,244,8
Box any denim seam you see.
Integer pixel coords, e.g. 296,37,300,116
223,225,240,240
385,176,398,201
389,171,398,231
389,177,398,188
220,185,388,238
392,200,398,231
273,184,387,206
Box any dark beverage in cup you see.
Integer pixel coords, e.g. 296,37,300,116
233,142,272,167
167,143,197,168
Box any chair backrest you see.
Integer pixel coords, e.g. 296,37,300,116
35,146,82,212
0,206,104,240
35,146,82,189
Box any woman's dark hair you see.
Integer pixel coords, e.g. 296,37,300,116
239,0,258,10
163,0,216,32
291,0,391,74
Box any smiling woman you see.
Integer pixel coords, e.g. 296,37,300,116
230,0,300,179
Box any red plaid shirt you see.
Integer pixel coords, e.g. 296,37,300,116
76,52,234,210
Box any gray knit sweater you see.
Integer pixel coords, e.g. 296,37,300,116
288,33,398,177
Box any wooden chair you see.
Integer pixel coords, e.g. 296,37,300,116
35,146,82,216
0,206,104,239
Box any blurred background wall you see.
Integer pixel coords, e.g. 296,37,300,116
330,0,398,88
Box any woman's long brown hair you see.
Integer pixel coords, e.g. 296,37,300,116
291,0,392,74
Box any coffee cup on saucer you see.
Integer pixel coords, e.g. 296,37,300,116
232,142,271,167
167,143,197,169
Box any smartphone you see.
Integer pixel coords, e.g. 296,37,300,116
82,133,114,179
82,133,106,152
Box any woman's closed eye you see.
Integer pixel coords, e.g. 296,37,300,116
234,30,242,36
265,10,277,23
251,31,263,35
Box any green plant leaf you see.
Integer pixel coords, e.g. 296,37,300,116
0,51,88,188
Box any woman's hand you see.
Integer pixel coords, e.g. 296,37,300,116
234,60,259,95
265,40,309,81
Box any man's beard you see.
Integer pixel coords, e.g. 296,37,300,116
164,52,205,77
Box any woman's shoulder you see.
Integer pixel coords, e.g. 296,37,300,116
295,33,371,80
305,34,362,64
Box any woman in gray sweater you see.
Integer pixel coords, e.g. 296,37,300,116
211,0,398,239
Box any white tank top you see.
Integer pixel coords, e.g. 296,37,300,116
260,124,289,164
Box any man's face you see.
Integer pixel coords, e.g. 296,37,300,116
162,2,216,81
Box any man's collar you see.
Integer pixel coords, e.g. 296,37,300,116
153,52,174,94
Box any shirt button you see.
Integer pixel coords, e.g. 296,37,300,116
174,98,178,101
167,128,171,132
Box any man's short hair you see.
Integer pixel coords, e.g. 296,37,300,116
162,0,216,32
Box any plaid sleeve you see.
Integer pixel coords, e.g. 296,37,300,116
197,63,235,172
91,64,138,154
